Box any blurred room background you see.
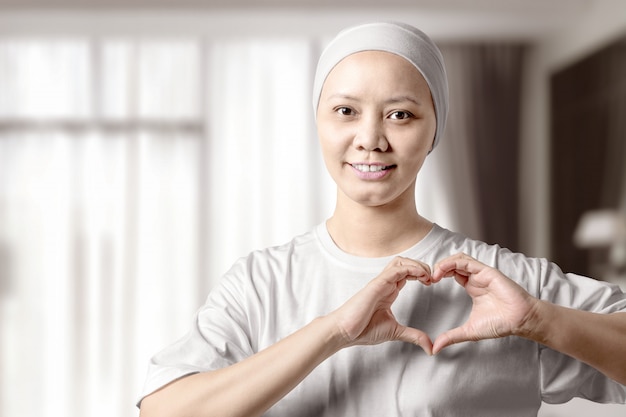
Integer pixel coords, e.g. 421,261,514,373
0,0,624,416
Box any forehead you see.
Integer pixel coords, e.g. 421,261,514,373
322,50,431,97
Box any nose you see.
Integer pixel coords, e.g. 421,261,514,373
353,115,389,152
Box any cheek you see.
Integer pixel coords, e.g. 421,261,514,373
407,119,437,153
317,129,340,171
317,121,350,156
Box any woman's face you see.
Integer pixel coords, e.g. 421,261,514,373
316,50,436,209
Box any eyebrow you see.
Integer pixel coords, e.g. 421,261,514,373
386,95,424,106
327,93,424,106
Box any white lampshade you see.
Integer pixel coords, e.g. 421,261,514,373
573,209,626,248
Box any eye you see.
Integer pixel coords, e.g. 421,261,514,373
389,110,413,120
335,107,355,116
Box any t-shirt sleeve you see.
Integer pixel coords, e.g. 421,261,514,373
538,262,626,404
137,259,255,407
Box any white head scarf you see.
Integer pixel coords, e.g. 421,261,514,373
312,21,449,151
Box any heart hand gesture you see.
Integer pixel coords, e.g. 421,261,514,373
430,253,538,354
329,256,435,354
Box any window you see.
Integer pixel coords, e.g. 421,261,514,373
0,35,330,417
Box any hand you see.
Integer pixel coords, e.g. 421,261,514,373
329,256,434,355
430,253,539,354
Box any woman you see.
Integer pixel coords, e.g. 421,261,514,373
138,22,626,416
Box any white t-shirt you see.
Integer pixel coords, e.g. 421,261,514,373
139,223,626,416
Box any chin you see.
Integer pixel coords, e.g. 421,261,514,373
341,185,414,209
346,193,397,208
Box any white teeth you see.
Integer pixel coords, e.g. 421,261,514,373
353,164,386,172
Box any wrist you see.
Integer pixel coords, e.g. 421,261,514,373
515,298,553,344
315,315,353,352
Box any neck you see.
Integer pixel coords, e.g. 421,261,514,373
326,190,432,257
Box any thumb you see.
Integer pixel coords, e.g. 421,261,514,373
432,327,470,355
395,326,433,356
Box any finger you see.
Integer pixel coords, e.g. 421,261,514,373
432,253,487,282
382,257,432,285
395,325,434,356
404,269,432,286
454,274,469,288
432,327,470,355
407,257,432,278
387,256,431,275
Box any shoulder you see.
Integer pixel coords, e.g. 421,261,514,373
231,227,320,273
202,227,321,314
431,225,626,310
429,224,551,295
429,224,540,266
215,227,323,292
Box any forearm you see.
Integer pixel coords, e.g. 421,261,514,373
520,301,626,384
140,316,345,417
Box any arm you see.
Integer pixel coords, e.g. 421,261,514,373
430,252,626,385
140,317,344,417
520,301,626,385
140,257,433,417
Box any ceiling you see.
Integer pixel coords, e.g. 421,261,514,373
0,0,601,41
0,0,591,11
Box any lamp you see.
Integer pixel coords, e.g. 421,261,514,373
573,209,626,290
574,209,626,248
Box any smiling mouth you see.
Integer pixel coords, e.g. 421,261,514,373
351,163,396,173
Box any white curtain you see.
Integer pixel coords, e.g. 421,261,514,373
204,39,334,290
0,37,333,417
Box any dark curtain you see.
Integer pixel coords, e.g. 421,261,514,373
439,44,526,252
